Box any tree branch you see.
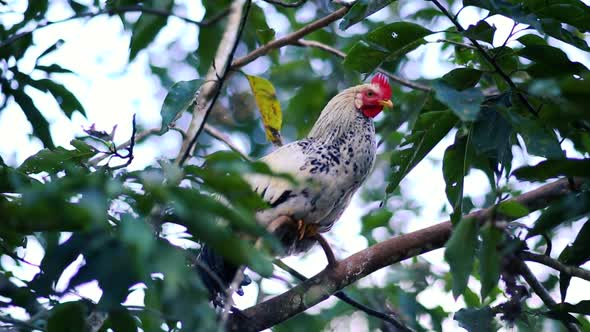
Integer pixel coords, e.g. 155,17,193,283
175,0,250,165
273,260,415,332
293,39,432,92
520,251,590,282
516,260,581,332
227,177,585,331
203,124,252,161
230,7,349,69
0,5,228,50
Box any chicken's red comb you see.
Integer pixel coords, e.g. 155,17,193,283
371,73,392,100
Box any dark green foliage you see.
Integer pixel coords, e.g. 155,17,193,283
454,307,496,332
159,79,202,133
445,217,478,299
129,0,175,61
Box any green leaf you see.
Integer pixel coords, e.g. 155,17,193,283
443,134,469,225
344,22,433,73
513,158,590,181
464,21,496,44
454,307,495,332
361,209,393,237
517,34,548,46
562,300,590,315
497,201,530,219
445,217,479,299
343,42,389,73
285,80,327,138
23,0,49,21
0,31,32,60
129,0,174,61
518,44,589,78
256,28,275,45
502,109,564,159
471,106,513,173
387,110,458,193
9,88,55,149
558,218,590,300
164,187,273,276
37,39,65,61
339,0,398,30
35,64,74,74
0,158,41,192
528,192,590,238
524,0,590,33
464,0,590,51
27,78,86,118
47,301,87,332
442,68,483,91
107,308,138,331
433,81,484,122
479,225,502,300
246,75,283,146
159,79,202,134
18,141,96,174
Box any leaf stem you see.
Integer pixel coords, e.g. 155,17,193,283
520,251,590,282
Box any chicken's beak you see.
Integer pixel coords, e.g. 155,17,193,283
378,99,394,109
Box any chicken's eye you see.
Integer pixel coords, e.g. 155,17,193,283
367,91,375,97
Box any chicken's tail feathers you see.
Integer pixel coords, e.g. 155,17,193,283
196,245,251,304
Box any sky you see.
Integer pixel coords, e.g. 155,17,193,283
1,0,590,331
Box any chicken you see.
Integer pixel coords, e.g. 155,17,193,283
199,74,393,299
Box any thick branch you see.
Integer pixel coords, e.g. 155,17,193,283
230,7,349,69
175,0,249,165
227,177,585,331
0,5,227,50
294,39,432,92
520,251,590,282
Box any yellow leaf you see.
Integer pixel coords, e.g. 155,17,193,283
246,75,283,146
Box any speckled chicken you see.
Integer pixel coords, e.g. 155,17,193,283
199,74,393,298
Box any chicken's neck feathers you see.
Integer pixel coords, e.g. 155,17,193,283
307,87,370,144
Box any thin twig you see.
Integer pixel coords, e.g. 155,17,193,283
0,5,228,50
88,128,159,166
428,0,539,117
220,267,246,328
273,260,416,332
231,7,349,69
293,39,432,92
500,21,518,49
517,260,581,332
435,38,477,50
520,251,590,282
109,114,137,170
204,124,252,161
0,315,45,332
262,0,307,8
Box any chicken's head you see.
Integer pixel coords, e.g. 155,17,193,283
355,73,394,118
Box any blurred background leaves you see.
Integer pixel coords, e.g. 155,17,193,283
0,0,589,331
